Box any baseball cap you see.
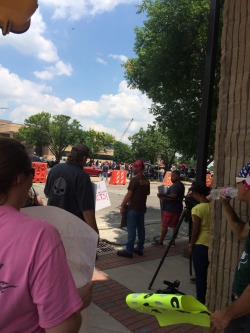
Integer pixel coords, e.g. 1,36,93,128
132,160,144,169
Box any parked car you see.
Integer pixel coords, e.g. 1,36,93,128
83,166,112,177
30,154,46,163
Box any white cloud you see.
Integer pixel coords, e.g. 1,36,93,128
34,61,73,80
108,54,128,63
39,0,139,20
0,65,153,142
96,57,107,65
0,10,74,81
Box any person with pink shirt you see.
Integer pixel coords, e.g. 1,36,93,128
0,138,93,333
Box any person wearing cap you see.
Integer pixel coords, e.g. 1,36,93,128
117,160,150,258
211,163,250,332
44,144,99,235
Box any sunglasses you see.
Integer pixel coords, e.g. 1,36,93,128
25,168,35,178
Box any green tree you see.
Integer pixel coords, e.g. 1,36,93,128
124,0,220,161
129,125,176,169
14,112,84,162
113,141,134,163
83,129,116,159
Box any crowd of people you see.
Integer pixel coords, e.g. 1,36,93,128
1,136,249,332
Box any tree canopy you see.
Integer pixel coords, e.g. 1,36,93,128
129,125,176,169
15,112,83,161
113,141,134,163
82,129,116,159
124,0,220,161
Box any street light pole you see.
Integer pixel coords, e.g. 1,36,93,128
196,0,221,183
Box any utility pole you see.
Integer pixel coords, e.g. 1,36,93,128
196,0,221,183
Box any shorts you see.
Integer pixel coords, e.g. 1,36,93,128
162,211,181,228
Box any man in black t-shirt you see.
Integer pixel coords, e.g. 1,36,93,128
152,170,184,246
44,144,99,235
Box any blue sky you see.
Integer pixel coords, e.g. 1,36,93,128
0,0,154,143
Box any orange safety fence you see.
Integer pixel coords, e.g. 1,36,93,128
163,171,172,186
109,170,127,185
32,162,47,183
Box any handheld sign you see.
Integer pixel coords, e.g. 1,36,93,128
92,181,111,211
126,293,211,328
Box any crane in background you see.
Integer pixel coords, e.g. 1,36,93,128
119,118,134,142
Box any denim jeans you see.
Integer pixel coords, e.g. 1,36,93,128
125,209,145,254
192,244,209,304
101,172,108,181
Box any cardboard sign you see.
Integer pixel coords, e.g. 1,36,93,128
92,181,111,211
126,293,211,328
21,206,98,333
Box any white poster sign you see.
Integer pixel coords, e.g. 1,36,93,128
92,181,111,211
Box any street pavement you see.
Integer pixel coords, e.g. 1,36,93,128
33,177,192,248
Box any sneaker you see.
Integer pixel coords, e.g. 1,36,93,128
117,250,133,258
151,240,163,246
133,248,143,256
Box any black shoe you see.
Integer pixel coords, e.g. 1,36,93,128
117,250,133,258
133,248,143,256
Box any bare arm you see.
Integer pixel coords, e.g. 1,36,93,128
221,199,249,240
82,209,99,235
77,281,94,311
45,312,82,333
157,192,177,200
211,284,250,332
37,194,44,206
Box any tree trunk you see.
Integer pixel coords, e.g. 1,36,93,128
206,0,250,311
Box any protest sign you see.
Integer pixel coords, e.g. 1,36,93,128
92,181,111,211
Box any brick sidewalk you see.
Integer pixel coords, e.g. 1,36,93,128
92,242,210,333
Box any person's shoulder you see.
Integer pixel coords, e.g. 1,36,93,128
48,162,66,174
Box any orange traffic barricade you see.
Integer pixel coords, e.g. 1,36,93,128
163,171,172,186
32,162,47,183
109,170,127,185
